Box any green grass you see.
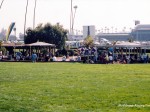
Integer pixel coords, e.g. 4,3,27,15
0,63,150,112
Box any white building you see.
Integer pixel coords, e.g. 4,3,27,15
97,33,131,42
83,25,95,39
131,24,150,41
70,35,83,41
67,24,150,48
68,25,96,41
66,41,83,48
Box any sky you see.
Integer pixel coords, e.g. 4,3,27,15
0,0,150,36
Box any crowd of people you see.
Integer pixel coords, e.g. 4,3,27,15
77,47,149,64
0,48,149,64
97,52,149,64
0,50,82,62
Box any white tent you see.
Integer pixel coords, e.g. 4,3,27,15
115,42,141,47
26,42,55,47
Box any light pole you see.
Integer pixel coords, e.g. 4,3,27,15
71,5,77,35
0,0,4,10
70,0,78,40
33,0,37,29
24,0,29,39
70,0,73,35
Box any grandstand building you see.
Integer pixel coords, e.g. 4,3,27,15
69,24,150,43
131,24,150,41
96,33,131,42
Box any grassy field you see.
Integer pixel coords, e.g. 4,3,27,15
0,62,150,112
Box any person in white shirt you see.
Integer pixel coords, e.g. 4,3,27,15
62,55,66,61
77,55,81,61
70,55,75,61
0,51,2,60
126,55,130,64
52,56,57,61
109,55,113,64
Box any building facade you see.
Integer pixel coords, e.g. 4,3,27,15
131,24,150,41
68,24,150,44
96,33,131,42
83,25,95,38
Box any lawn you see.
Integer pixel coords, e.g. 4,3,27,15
0,62,150,112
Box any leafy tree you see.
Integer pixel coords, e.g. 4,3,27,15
24,23,68,49
61,48,68,56
0,40,2,48
83,36,94,63
0,40,6,55
83,36,94,48
0,47,6,55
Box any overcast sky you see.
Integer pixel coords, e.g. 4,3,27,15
0,0,150,35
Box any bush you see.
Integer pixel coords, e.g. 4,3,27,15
0,47,6,55
55,49,79,57
55,48,67,57
61,48,67,56
41,49,48,56
68,50,74,56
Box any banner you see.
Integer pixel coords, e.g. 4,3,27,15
6,22,15,41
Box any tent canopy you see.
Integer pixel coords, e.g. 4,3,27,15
26,42,55,47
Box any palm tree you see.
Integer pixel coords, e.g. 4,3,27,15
0,0,4,10
24,0,29,39
33,0,37,29
111,27,113,33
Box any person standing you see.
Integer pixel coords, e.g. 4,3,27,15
0,51,2,60
62,55,66,61
31,52,37,63
52,55,57,61
109,55,113,64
